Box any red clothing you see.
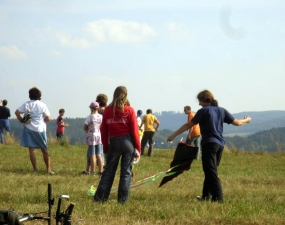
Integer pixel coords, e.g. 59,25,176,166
56,116,64,133
100,105,141,154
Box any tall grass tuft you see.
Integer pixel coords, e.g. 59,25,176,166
3,132,18,145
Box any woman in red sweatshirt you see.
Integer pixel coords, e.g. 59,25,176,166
94,86,141,204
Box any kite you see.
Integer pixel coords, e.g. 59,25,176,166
159,142,198,187
87,142,198,196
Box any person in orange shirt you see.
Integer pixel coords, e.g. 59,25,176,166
184,105,201,158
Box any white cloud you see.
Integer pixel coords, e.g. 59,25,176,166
49,50,63,57
44,27,95,49
165,22,196,44
54,32,95,49
0,45,29,60
85,19,157,44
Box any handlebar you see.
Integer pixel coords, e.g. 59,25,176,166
14,183,80,225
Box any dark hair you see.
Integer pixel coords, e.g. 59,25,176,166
2,100,7,106
59,109,65,113
197,90,218,106
146,109,152,114
184,106,191,111
29,87,42,100
96,94,108,107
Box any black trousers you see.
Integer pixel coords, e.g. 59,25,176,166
201,142,224,201
140,131,155,156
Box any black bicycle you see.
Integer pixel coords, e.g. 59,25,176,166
0,183,82,225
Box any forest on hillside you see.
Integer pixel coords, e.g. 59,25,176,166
8,116,285,152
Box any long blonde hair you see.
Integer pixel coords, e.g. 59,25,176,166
109,86,129,112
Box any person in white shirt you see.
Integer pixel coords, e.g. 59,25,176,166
136,110,144,141
15,87,54,174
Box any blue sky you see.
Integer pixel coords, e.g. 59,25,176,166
1,1,285,119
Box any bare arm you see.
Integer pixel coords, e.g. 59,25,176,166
231,116,251,126
44,116,51,123
167,121,196,142
15,109,22,122
187,127,193,139
83,124,88,132
155,121,160,131
60,122,69,127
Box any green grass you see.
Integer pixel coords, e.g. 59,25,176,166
1,138,285,225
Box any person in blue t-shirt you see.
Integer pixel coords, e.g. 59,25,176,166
167,90,251,203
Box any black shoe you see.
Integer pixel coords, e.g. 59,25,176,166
196,196,210,201
80,171,89,175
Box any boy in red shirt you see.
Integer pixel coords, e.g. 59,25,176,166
56,109,69,143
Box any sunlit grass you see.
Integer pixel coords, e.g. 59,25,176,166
0,137,285,225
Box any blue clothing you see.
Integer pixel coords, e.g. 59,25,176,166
20,126,48,149
0,119,10,133
87,145,102,164
94,134,135,204
191,106,234,146
0,106,11,144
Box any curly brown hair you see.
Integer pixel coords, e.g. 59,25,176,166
29,87,42,100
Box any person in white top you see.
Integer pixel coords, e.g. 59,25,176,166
15,87,54,174
81,101,103,176
136,110,144,141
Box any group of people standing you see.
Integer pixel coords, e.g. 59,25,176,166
6,86,252,205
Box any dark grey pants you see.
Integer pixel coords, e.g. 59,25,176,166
201,142,224,202
140,131,155,156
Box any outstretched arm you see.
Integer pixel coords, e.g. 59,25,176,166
232,116,251,126
167,121,195,142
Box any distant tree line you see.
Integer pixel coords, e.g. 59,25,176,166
8,109,285,153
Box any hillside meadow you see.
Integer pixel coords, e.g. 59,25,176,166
0,135,285,225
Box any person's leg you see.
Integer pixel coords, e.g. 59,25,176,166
94,139,121,203
95,145,103,174
4,119,10,134
29,148,37,171
192,136,201,159
0,122,5,144
100,144,105,166
88,145,96,173
201,142,224,202
118,136,134,204
141,132,151,155
41,148,52,173
199,145,210,200
147,132,155,157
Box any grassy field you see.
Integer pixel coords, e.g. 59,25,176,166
1,135,285,225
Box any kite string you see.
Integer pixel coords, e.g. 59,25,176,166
87,165,179,196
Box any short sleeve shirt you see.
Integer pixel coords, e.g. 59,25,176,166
142,114,159,132
191,106,234,146
85,113,102,145
17,100,50,132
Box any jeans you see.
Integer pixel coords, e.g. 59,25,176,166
0,119,10,144
87,145,101,164
94,134,135,204
201,142,224,202
0,124,4,144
